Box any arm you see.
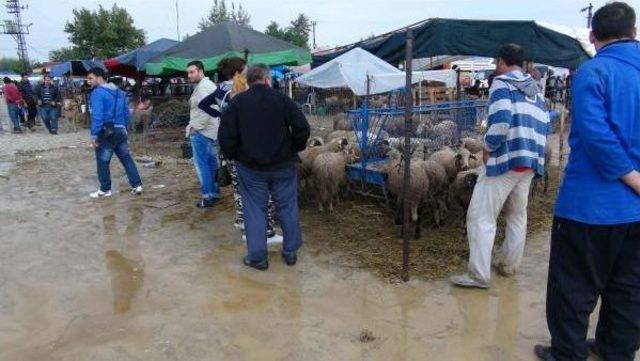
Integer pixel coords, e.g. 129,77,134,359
89,91,105,140
198,87,227,118
218,102,240,160
483,80,512,152
284,97,310,152
572,67,636,182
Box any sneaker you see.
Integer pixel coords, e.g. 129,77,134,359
533,345,557,361
282,252,297,266
492,258,516,277
450,273,490,289
243,256,269,271
131,185,143,195
196,198,219,208
90,190,112,199
234,222,245,231
13,129,23,134
267,234,284,245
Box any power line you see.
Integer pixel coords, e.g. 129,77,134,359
1,0,32,71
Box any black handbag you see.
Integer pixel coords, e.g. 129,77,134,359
216,158,232,187
100,90,119,138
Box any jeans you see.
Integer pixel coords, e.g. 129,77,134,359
236,163,302,262
190,132,219,200
6,103,21,131
39,105,59,133
466,169,535,284
547,217,640,361
95,128,142,192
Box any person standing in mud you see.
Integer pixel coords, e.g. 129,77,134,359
198,57,283,245
535,3,640,361
35,74,61,135
219,64,310,270
450,44,550,289
17,73,37,131
185,60,220,208
2,77,24,134
86,67,142,199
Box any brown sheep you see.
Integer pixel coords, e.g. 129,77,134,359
450,169,480,216
298,138,348,192
332,114,352,131
427,147,474,181
461,137,484,154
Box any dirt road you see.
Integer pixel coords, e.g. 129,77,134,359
0,131,607,361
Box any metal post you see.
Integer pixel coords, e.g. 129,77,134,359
244,48,250,63
175,0,181,41
401,28,414,282
361,75,371,175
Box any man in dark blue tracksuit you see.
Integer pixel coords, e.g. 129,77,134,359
535,2,640,360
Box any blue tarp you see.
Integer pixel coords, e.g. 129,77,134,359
49,60,106,77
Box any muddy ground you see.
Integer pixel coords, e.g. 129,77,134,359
0,110,615,360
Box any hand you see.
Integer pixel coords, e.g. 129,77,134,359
622,171,640,196
51,101,56,107
91,139,98,149
37,100,42,106
483,149,490,165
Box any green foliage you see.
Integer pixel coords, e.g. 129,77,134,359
0,57,38,73
199,0,251,30
264,14,311,49
49,4,146,61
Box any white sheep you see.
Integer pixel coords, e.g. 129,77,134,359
460,137,484,154
420,160,449,226
427,146,474,181
431,120,458,146
311,147,358,212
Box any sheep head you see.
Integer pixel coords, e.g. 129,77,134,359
455,148,472,171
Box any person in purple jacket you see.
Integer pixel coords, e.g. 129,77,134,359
535,2,640,360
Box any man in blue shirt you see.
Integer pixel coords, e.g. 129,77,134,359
535,2,640,360
86,67,142,199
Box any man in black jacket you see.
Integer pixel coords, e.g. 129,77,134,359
18,72,38,130
35,74,62,134
219,64,310,270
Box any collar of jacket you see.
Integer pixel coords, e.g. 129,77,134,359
600,38,639,52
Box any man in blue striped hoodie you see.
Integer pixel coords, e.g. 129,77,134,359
451,44,550,289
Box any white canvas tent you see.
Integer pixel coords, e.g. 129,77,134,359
296,47,457,96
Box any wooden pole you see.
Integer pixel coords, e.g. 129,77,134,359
401,28,414,282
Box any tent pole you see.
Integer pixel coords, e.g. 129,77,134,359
244,49,250,63
401,27,414,283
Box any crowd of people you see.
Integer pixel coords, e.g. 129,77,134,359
2,1,640,359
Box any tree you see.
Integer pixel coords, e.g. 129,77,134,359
199,0,251,30
49,4,146,61
0,57,24,73
264,14,312,49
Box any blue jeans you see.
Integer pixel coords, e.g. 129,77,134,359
39,105,59,133
95,128,142,192
190,132,219,200
6,103,21,130
236,163,302,262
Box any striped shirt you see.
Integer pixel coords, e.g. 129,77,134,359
484,70,550,177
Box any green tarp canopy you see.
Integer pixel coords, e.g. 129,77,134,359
313,19,593,69
146,22,311,77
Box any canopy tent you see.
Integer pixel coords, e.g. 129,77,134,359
296,47,457,96
49,60,106,78
146,22,312,77
105,38,179,78
313,19,594,69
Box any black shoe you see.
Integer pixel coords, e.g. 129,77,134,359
50,131,58,135
243,256,269,271
196,198,219,208
282,252,297,266
586,338,602,358
534,345,557,361
13,129,22,134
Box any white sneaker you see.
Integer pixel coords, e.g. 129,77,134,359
131,186,143,195
450,273,490,289
234,222,245,231
90,190,112,199
267,234,284,245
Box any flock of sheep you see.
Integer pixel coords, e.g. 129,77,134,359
298,114,550,239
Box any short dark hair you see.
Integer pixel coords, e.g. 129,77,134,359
43,74,51,81
246,64,270,84
217,57,246,82
498,43,524,67
187,60,204,72
3,77,12,84
88,67,107,79
592,2,636,42
21,72,29,77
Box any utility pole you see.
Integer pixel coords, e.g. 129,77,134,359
175,0,181,41
1,0,31,72
581,2,594,28
311,20,317,49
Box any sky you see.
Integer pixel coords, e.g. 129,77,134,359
2,0,640,62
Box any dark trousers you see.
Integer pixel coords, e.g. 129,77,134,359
39,105,59,133
24,99,37,128
95,128,142,192
236,163,302,262
547,217,640,361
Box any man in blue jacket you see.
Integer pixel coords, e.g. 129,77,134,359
535,2,640,360
87,67,142,199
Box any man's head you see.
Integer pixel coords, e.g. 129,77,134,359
87,67,107,88
246,64,271,87
186,60,205,83
496,43,524,75
590,2,637,51
43,74,52,86
21,72,29,81
3,77,11,85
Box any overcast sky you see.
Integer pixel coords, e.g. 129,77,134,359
2,0,640,62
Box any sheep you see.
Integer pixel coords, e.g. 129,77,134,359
450,169,480,220
311,148,354,212
420,160,449,226
326,130,354,143
298,138,348,191
461,137,484,154
386,149,430,239
427,146,474,181
332,113,352,131
306,136,324,148
431,120,458,146
468,151,483,169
